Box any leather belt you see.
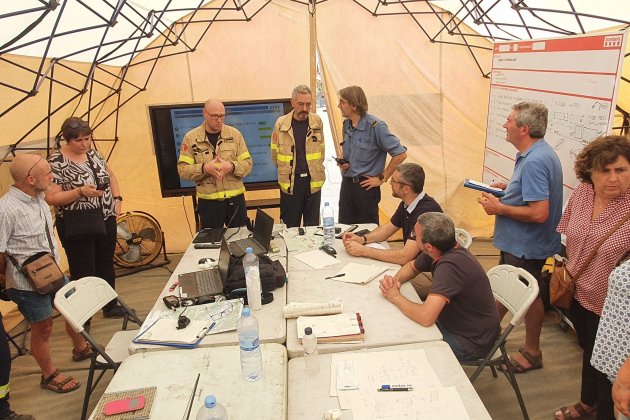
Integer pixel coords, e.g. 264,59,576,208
351,176,368,183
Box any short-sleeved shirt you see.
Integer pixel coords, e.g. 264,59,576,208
340,113,407,178
414,247,500,357
48,149,116,219
0,187,59,291
591,260,630,382
557,182,630,315
390,193,443,242
493,139,563,260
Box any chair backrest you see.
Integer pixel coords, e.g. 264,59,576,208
455,228,473,249
54,276,118,333
487,264,539,327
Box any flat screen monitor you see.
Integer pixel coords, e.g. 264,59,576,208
149,99,292,197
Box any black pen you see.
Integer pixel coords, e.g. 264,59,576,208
325,273,346,280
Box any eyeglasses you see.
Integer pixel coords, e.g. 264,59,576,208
204,109,227,120
26,157,45,178
208,302,234,320
66,119,89,129
390,179,409,187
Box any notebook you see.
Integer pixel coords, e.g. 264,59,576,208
227,208,274,256
179,238,230,298
192,205,239,244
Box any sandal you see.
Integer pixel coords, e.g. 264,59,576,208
511,347,543,373
72,344,96,362
40,370,81,393
555,402,597,419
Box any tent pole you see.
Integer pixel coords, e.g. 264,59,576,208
309,1,317,97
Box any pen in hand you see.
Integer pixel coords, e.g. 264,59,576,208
325,273,346,280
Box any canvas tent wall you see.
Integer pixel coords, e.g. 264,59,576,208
1,0,629,254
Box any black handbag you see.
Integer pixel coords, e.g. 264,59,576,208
62,208,106,239
62,153,107,239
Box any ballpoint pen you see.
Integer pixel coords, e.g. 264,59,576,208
378,384,413,392
324,273,346,280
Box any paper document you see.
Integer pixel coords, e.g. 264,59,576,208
331,262,389,285
463,178,505,197
297,313,364,343
294,249,340,269
282,299,343,318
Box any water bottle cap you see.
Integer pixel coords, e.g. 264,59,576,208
245,247,253,253
304,327,312,335
204,395,216,408
242,307,251,317
324,202,329,206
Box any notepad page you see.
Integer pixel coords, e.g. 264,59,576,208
297,313,361,339
332,262,390,285
467,179,503,192
134,319,209,345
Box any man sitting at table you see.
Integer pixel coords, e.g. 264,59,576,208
342,163,442,265
379,212,499,361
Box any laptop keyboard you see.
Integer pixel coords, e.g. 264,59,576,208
194,228,224,244
195,270,222,295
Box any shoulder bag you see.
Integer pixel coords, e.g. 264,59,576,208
62,152,106,239
7,218,65,295
550,212,630,310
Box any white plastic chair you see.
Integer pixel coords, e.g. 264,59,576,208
455,227,473,249
461,264,539,420
54,276,142,420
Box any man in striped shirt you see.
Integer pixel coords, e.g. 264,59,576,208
0,154,91,395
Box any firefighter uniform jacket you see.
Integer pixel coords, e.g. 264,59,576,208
271,111,325,194
177,123,252,200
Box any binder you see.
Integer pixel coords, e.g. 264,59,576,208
463,179,505,197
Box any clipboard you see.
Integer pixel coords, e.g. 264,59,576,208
132,318,210,349
463,179,505,197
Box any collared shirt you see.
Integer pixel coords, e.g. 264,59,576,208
557,182,630,315
0,186,58,291
493,139,563,259
390,192,442,242
341,113,406,177
591,260,630,382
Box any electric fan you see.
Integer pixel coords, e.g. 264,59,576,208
114,211,164,268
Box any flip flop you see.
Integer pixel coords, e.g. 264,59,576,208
40,370,81,393
555,402,597,419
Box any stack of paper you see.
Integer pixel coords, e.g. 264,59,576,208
297,313,364,343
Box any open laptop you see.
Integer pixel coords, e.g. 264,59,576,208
179,238,231,298
192,205,240,244
227,208,274,257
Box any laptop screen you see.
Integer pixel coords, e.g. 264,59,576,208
252,209,274,248
218,238,231,282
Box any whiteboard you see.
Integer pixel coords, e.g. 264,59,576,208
483,31,628,204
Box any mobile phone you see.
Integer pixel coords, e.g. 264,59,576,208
96,183,110,191
334,157,348,165
194,243,220,249
354,229,370,236
103,396,145,415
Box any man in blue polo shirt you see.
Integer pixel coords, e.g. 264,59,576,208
336,86,407,224
478,102,562,373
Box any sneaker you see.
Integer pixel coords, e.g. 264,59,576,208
1,411,35,420
102,306,127,318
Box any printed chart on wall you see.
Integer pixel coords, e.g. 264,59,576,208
483,31,628,203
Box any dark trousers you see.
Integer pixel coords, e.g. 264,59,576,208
198,195,247,229
338,177,380,225
571,299,614,420
499,251,545,288
280,176,321,228
57,215,118,311
0,314,11,417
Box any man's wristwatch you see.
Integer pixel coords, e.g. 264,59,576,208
113,196,123,202
362,235,368,245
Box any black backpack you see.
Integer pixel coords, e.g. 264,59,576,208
225,254,286,293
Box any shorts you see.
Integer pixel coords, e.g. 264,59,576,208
6,281,67,323
499,251,546,293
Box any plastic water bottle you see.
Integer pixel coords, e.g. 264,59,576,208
195,395,228,420
322,202,335,247
237,308,262,381
303,327,319,374
242,248,262,310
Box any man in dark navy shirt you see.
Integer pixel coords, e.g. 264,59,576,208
342,163,441,265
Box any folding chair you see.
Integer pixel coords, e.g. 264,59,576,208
455,227,473,249
461,264,539,420
54,276,143,420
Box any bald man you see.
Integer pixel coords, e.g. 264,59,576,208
0,154,91,396
177,98,253,229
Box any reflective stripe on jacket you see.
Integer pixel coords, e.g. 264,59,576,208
177,123,252,200
271,111,325,194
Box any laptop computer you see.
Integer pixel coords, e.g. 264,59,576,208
227,208,274,257
192,205,240,244
179,238,231,298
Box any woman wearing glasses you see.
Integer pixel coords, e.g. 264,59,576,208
45,117,127,321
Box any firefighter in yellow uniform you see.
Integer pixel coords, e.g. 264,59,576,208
271,85,325,227
178,98,253,228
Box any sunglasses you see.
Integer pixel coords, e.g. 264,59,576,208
26,157,45,178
